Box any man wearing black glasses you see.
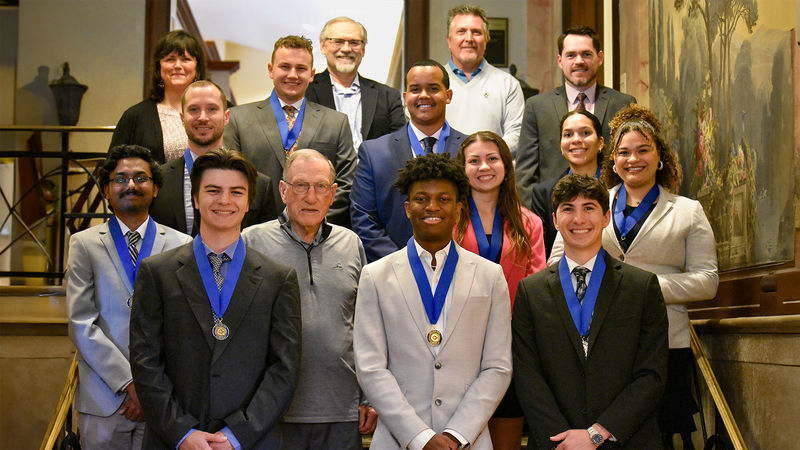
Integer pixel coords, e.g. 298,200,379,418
307,17,406,150
243,149,373,449
66,144,191,449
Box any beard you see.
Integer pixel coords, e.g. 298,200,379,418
188,127,224,147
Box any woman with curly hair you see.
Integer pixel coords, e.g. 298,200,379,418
551,104,719,448
110,30,207,163
454,131,545,450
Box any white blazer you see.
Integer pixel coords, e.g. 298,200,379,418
354,243,512,449
550,184,718,348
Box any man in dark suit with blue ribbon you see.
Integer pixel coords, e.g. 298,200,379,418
512,174,668,449
130,149,301,449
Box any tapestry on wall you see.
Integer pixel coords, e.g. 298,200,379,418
649,0,795,270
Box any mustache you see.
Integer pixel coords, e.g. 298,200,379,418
120,189,144,198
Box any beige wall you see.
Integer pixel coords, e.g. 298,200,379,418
224,41,273,106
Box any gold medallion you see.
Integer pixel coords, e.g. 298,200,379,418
212,321,230,341
126,296,132,308
426,328,442,346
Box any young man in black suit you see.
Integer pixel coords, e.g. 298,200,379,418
513,174,668,448
130,149,301,449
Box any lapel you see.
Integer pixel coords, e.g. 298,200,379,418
628,185,674,249
360,76,378,138
211,251,262,364
176,246,216,351
166,158,188,232
391,126,414,163
546,263,585,361
438,246,475,352
313,71,336,109
603,185,625,256
585,253,623,357
297,101,322,152
99,221,133,294
150,222,168,259
254,100,287,168
551,86,569,125
593,85,611,124
443,131,464,158
392,251,438,358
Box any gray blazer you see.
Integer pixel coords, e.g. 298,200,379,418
223,98,357,227
516,85,635,205
354,244,512,449
66,219,191,416
550,185,719,348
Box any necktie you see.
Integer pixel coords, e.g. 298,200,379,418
422,136,437,154
577,92,587,111
284,105,297,130
208,252,231,291
572,266,590,303
125,231,140,265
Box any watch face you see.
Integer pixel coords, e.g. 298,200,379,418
591,433,604,445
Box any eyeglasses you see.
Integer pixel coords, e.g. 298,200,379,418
285,181,334,195
110,175,153,185
325,38,364,49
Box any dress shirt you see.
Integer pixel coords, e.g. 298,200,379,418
202,239,239,281
278,97,305,117
115,216,148,252
331,75,363,150
183,149,198,232
408,123,444,158
448,58,485,84
564,253,598,293
565,83,598,114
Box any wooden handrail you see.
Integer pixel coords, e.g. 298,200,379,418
40,353,78,450
689,323,747,450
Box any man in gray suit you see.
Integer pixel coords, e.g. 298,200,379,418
67,145,191,449
516,26,636,205
354,153,512,450
224,35,356,227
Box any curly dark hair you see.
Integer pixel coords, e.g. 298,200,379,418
149,30,206,102
395,153,470,203
552,173,610,215
99,145,163,191
601,104,682,191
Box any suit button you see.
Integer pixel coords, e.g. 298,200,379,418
619,254,625,261
435,399,442,406
434,362,442,369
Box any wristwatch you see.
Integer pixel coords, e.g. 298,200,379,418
587,426,604,447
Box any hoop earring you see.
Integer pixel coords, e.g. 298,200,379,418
657,160,664,170
612,165,618,174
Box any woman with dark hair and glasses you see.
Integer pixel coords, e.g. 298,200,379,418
454,131,545,450
110,30,207,164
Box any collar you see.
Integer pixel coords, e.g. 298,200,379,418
409,122,443,141
564,252,599,273
564,82,597,106
331,74,361,93
277,96,305,111
448,58,485,83
115,215,149,236
203,238,238,259
278,209,331,246
413,238,452,272
186,147,199,161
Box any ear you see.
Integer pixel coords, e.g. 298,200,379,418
279,180,289,204
404,200,411,219
152,184,159,199
602,209,611,228
445,89,453,104
223,108,231,127
597,50,605,66
552,211,559,232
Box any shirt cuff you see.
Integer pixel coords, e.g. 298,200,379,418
408,428,436,450
118,379,133,394
177,429,197,448
443,429,468,448
221,426,241,450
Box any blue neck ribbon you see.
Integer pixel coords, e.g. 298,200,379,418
567,166,602,178
469,197,502,261
192,235,246,318
406,238,459,325
407,121,451,158
269,90,306,150
108,216,157,288
558,248,606,337
184,148,195,176
614,183,659,239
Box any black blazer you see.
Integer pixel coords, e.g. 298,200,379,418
130,243,301,449
529,168,570,259
512,252,668,448
149,156,278,236
110,99,167,163
305,70,406,141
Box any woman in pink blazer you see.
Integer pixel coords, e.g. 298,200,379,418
454,131,546,450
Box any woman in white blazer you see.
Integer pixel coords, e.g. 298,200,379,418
550,105,718,448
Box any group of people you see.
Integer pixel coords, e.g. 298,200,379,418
66,5,719,450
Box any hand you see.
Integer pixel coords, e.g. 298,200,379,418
118,383,145,422
178,430,228,450
358,405,378,434
550,429,594,450
422,433,459,450
209,431,234,450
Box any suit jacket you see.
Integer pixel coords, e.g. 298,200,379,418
512,252,668,448
223,98,357,226
306,70,406,141
110,99,167,163
516,85,635,205
149,155,279,235
456,206,546,303
129,242,302,449
351,125,466,262
354,244,512,449
66,219,191,417
529,167,570,258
